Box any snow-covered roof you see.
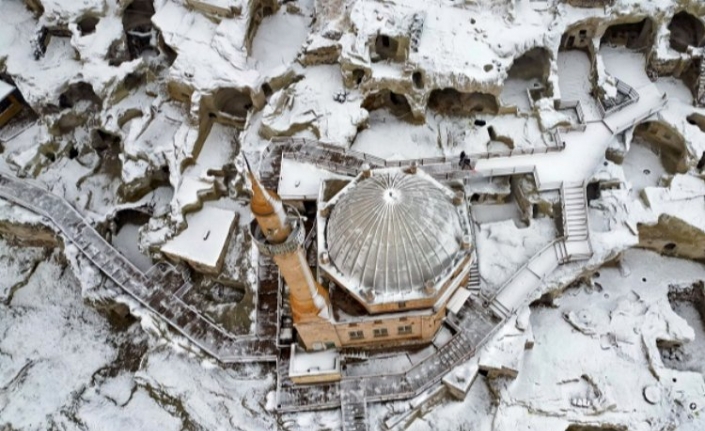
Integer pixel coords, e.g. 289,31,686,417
325,168,464,300
278,158,348,200
161,207,236,272
0,81,15,101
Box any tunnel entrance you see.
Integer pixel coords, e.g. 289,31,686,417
361,90,412,119
122,0,156,60
668,11,705,53
508,47,551,82
77,15,99,36
502,47,553,108
213,88,253,120
372,34,405,62
59,82,101,109
428,89,499,116
600,18,654,50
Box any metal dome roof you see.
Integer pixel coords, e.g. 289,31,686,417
325,170,463,300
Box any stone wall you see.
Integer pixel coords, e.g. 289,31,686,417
563,0,614,8
634,121,689,173
638,214,705,262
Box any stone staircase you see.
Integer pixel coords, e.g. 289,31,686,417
467,262,481,294
340,379,368,431
561,183,589,241
487,298,512,321
553,239,568,265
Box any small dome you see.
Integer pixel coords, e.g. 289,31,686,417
326,170,463,300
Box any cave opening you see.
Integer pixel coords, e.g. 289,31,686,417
428,89,499,116
600,18,654,50
668,11,705,53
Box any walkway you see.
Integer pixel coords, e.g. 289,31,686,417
486,182,593,319
275,300,497,413
0,49,673,425
0,171,277,363
266,72,667,415
340,379,368,431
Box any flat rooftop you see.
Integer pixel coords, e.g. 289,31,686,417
161,206,236,271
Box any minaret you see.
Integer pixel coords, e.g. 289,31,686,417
245,158,339,349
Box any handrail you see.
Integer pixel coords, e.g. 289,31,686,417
0,170,276,363
271,134,565,173
598,77,640,118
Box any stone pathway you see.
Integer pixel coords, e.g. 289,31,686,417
0,171,277,363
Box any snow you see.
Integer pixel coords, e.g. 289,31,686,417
476,218,557,292
642,175,705,232
601,45,652,88
262,65,368,145
278,158,348,200
351,110,442,159
251,8,310,73
499,77,536,112
557,50,601,121
77,388,183,431
112,222,153,272
622,137,668,196
2,0,705,428
0,80,14,101
153,1,259,94
161,206,236,270
0,252,117,429
495,249,705,431
289,345,340,376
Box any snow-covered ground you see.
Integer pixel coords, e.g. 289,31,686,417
0,240,277,430
2,0,705,429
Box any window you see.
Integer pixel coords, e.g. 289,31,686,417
381,36,390,48
325,342,336,349
349,330,364,340
373,328,389,338
579,29,587,37
398,325,413,335
397,301,406,308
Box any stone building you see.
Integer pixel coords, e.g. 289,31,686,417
248,163,474,357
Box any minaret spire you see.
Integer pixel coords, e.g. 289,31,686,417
243,155,291,244
245,154,338,349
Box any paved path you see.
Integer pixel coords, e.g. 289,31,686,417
267,68,670,417
275,300,497,413
0,171,277,363
486,182,592,318
340,379,368,431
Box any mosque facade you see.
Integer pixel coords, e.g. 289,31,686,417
249,163,474,354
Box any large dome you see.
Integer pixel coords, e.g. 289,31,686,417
326,170,463,300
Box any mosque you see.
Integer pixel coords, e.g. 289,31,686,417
247,161,475,353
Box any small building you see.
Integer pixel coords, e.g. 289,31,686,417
0,81,23,128
288,344,342,384
161,206,237,274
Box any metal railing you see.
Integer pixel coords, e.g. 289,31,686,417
271,135,565,173
606,92,668,134
0,170,276,363
598,78,640,118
